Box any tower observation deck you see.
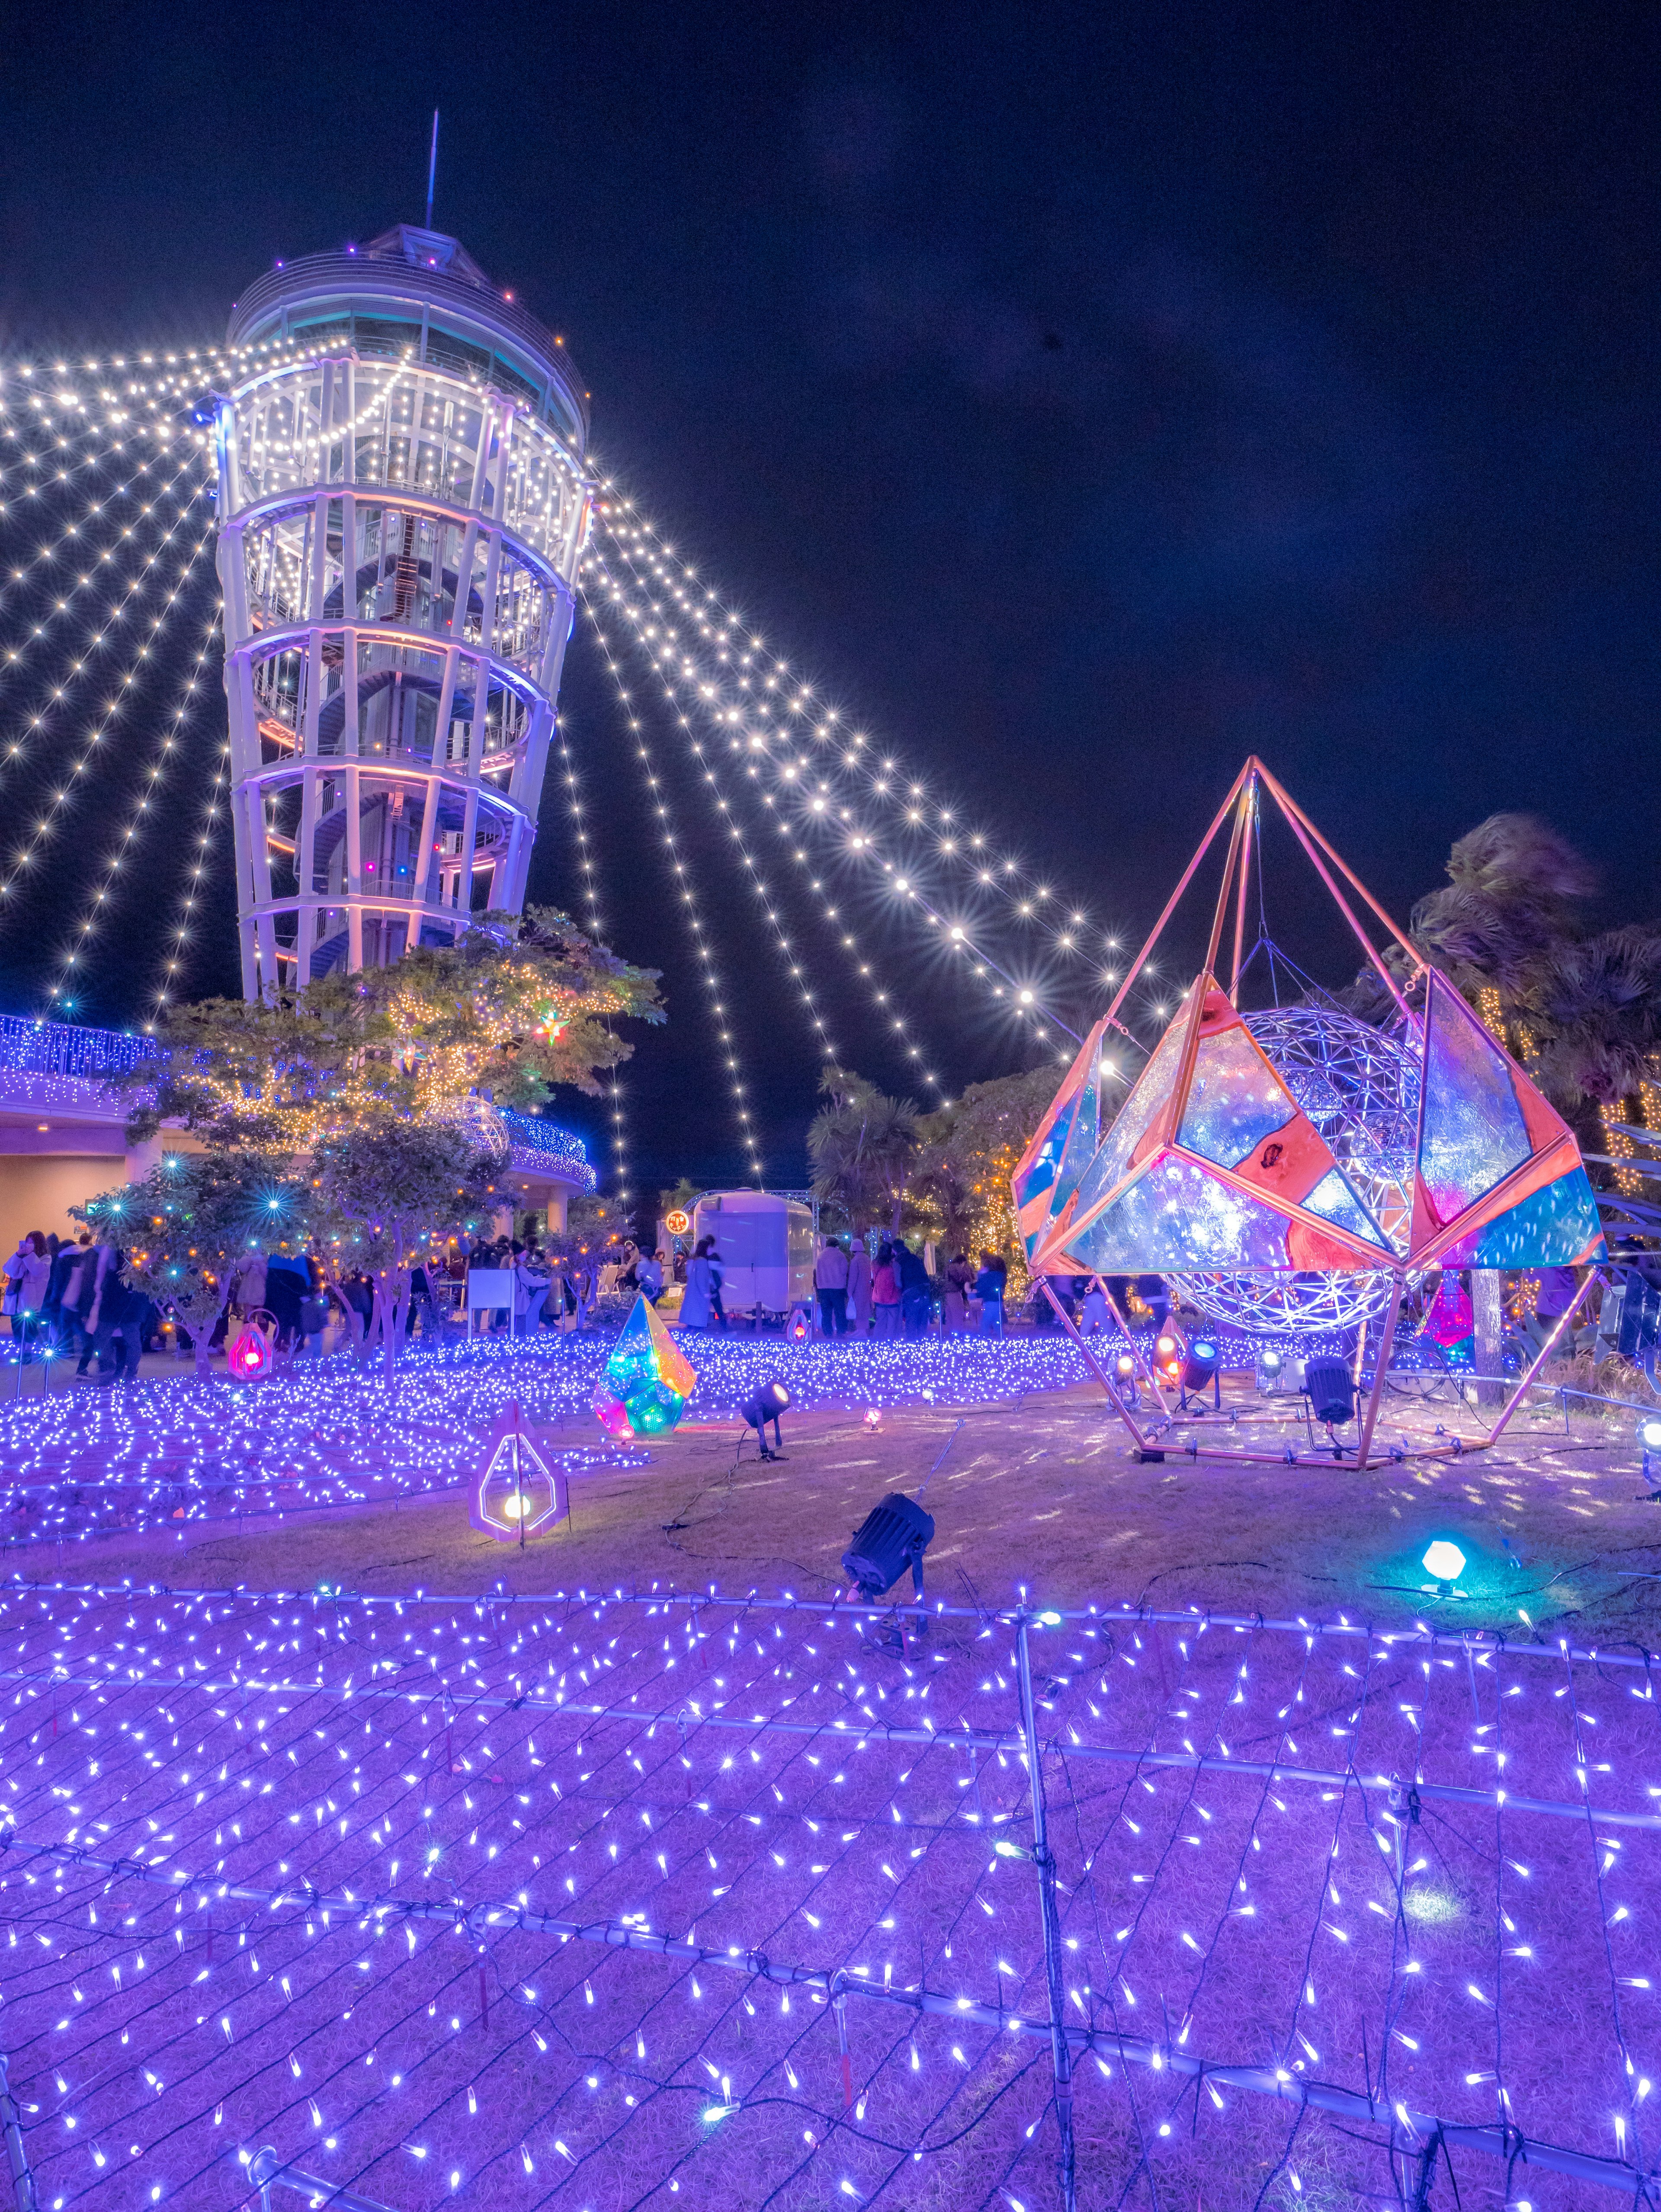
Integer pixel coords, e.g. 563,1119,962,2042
215,224,591,996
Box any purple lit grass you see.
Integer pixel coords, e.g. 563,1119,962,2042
0,1587,1652,2208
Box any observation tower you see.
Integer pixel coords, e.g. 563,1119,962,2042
214,225,590,996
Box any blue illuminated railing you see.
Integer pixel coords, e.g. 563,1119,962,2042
496,1107,596,1193
0,1015,155,1082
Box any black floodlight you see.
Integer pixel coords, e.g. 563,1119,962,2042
1302,1355,1355,1427
843,1492,935,1604
740,1378,791,1460
1182,1336,1219,1392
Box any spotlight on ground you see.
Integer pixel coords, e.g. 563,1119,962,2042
1302,1354,1355,1427
1422,1538,1466,1593
1182,1336,1219,1391
1154,1327,1185,1384
843,1492,935,1609
1256,1345,1286,1394
740,1380,790,1460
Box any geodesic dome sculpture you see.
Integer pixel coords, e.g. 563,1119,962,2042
1167,1002,1420,1331
1013,762,1606,1337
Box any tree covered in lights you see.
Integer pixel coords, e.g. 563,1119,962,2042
77,1150,297,1377
911,1065,1063,1293
122,906,662,1151
306,1119,500,1380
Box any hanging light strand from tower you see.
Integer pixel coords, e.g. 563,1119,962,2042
591,496,1136,1022
47,586,224,1014
588,611,766,1188
584,526,1084,1060
0,518,219,908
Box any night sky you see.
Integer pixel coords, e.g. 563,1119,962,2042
3,2,1656,1200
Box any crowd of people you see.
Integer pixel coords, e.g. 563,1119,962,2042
810,1233,1011,1338
0,1221,670,1383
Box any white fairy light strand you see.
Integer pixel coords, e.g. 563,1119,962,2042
45,595,223,1013
584,520,1090,1059
590,497,1134,1013
0,440,211,725
0,519,219,906
588,612,765,1186
584,546,962,1092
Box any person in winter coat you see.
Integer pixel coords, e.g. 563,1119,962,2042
231,1248,268,1318
846,1239,872,1335
974,1253,1007,1338
943,1252,973,1333
85,1248,147,1384
679,1235,722,1330
814,1235,850,1336
895,1239,932,1339
3,1233,51,1357
872,1245,901,1338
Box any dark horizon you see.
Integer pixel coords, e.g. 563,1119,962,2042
3,0,1656,1200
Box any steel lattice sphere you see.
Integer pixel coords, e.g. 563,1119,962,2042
1169,1004,1420,1336
438,1088,512,1169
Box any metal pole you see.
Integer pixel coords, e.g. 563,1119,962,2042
1483,1268,1604,1450
0,2051,36,2212
1040,1280,1155,1450
1014,1614,1079,2212
1354,1275,1405,1471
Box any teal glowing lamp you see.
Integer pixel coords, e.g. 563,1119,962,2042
1421,1538,1466,1592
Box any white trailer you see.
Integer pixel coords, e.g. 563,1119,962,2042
691,1191,815,1322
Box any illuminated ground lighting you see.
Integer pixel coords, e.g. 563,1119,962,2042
0,1588,1650,2206
1421,1537,1468,1585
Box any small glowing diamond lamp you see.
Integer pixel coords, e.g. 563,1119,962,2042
1422,1538,1467,1587
228,1318,276,1380
593,1293,698,1438
471,1401,567,1543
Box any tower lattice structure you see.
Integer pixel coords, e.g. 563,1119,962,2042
214,225,590,995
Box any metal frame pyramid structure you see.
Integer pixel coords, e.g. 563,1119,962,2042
1010,759,1606,1465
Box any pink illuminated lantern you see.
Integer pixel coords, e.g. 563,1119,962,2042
471,1400,568,1543
228,1316,276,1380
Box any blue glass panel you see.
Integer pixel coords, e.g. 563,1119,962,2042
1420,976,1531,1221
1013,1088,1080,1214
1073,1156,1292,1272
1053,1035,1103,1211
1177,1023,1298,1168
1302,1166,1389,1249
1071,1015,1188,1223
1439,1165,1606,1269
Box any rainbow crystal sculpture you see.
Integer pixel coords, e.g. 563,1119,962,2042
593,1293,699,1437
1014,764,1605,1311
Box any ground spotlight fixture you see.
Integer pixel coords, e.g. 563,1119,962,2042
1180,1334,1221,1409
1639,1415,1661,1497
1113,1350,1139,1408
1256,1345,1286,1395
843,1491,935,1613
740,1379,790,1460
1421,1538,1466,1595
1302,1354,1355,1429
1154,1327,1185,1384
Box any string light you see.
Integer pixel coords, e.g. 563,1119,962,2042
45,603,224,1012
590,499,1131,1021
585,523,1085,1060
0,520,219,910
584,549,964,1095
0,453,211,751
151,631,231,1023
588,613,764,1186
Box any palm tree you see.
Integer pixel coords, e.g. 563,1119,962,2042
808,1068,919,1234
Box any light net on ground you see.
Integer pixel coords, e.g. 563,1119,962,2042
0,1582,1654,2209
